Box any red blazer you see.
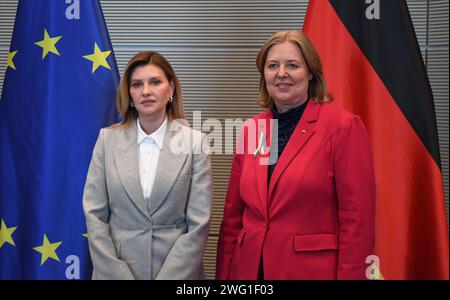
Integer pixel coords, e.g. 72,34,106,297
216,100,375,280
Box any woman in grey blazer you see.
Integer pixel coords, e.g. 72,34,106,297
83,51,213,280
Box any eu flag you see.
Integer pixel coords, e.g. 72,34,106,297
0,0,119,279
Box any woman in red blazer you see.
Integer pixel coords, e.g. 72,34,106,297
216,30,375,280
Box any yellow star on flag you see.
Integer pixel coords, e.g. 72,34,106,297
83,42,111,74
6,50,18,71
0,218,17,248
33,234,62,266
34,29,62,59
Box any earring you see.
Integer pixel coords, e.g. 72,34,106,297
168,96,174,103
130,102,135,107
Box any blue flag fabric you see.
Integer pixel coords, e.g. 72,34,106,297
0,0,119,279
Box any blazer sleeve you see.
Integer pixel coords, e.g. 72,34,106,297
156,133,213,280
82,129,135,280
215,149,246,279
333,116,376,280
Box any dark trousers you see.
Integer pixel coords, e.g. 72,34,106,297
258,255,264,280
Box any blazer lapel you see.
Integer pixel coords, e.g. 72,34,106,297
113,121,150,218
147,122,188,216
254,112,272,214
268,100,320,204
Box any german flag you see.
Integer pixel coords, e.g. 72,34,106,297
303,0,448,279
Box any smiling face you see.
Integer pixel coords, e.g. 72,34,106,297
264,41,312,112
129,64,174,120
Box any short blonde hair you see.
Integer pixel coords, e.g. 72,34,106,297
256,30,331,109
116,51,185,126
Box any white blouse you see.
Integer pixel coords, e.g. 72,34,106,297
137,117,167,199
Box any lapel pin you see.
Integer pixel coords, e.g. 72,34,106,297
254,131,268,157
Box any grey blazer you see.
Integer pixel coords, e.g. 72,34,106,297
82,120,213,280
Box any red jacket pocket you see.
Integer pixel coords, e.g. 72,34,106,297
294,233,338,251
